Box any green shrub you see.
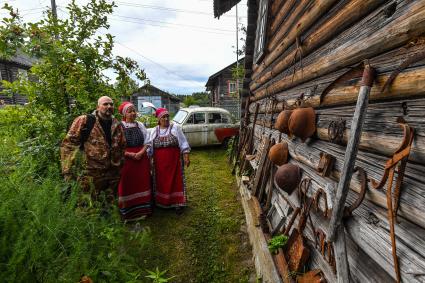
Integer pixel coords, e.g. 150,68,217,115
267,234,288,255
0,126,151,282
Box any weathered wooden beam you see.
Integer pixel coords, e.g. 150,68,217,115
251,1,425,101
248,66,425,114
249,95,425,164
250,0,386,91
327,65,374,283
237,178,283,283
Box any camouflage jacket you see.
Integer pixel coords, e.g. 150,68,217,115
60,112,126,175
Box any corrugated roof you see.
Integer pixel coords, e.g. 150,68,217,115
214,0,241,18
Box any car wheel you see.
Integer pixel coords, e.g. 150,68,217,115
222,137,230,148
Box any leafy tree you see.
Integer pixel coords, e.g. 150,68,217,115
181,92,210,107
192,91,210,106
232,22,247,57
182,95,197,107
0,0,148,173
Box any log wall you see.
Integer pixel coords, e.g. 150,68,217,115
239,0,425,282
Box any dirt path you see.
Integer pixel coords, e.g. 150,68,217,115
139,148,255,282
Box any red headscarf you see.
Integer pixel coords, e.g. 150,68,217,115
118,101,134,121
155,108,169,119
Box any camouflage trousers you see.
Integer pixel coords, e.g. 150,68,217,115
78,169,120,204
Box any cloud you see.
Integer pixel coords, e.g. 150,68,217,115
2,0,247,95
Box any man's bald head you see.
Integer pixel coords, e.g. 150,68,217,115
97,96,114,119
98,96,113,106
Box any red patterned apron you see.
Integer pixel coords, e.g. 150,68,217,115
153,125,187,208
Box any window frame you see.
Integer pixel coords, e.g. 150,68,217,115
253,0,269,64
228,80,237,95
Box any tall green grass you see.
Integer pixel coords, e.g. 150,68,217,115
0,113,151,283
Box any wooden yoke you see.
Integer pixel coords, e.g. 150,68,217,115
327,63,376,283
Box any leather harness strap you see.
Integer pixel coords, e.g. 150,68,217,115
372,119,415,283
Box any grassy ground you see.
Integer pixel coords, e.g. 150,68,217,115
139,148,255,283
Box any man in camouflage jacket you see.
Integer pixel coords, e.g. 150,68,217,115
61,96,126,202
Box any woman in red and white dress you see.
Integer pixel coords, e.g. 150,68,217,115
147,108,190,214
117,102,152,220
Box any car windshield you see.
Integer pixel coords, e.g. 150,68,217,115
172,110,188,124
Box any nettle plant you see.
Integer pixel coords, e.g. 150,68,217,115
0,0,147,173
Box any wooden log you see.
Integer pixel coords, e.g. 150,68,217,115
267,0,311,52
250,97,425,164
269,0,297,35
251,0,425,101
250,0,386,91
270,0,285,19
254,0,338,77
249,65,425,114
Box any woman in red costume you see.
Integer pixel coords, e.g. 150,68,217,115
117,102,152,221
147,108,190,214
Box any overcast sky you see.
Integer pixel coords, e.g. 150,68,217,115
1,0,248,95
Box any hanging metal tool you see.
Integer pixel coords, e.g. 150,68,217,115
327,63,376,283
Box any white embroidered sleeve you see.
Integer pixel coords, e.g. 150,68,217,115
173,125,191,153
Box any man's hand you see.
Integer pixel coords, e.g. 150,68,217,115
183,153,190,167
63,173,72,182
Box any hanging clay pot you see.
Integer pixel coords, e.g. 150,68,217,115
274,110,292,135
288,107,316,142
274,164,301,195
268,142,289,166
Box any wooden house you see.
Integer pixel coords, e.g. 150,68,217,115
215,0,425,282
0,52,35,106
131,84,181,115
205,58,244,118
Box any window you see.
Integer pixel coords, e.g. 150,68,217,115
254,0,269,63
208,113,222,124
173,110,188,124
187,113,206,124
228,81,236,94
186,114,195,124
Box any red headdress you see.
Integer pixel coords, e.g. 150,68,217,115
155,108,169,119
118,101,134,121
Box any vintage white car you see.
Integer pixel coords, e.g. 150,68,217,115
172,106,239,147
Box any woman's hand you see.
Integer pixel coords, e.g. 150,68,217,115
125,151,137,160
183,153,190,167
134,149,146,160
